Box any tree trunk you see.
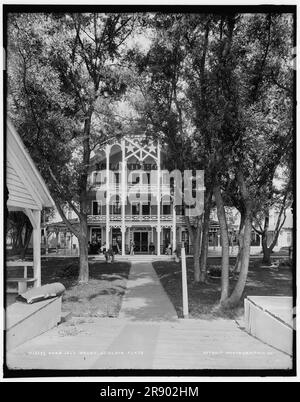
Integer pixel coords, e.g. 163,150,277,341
77,109,92,283
199,190,212,282
262,233,271,265
222,170,253,308
234,212,245,273
78,216,89,283
199,224,209,282
223,212,252,307
184,215,202,283
20,224,33,259
193,223,202,282
213,185,229,303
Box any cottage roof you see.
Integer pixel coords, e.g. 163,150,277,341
6,119,54,211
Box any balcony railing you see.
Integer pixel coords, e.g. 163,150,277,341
90,183,171,193
87,214,196,224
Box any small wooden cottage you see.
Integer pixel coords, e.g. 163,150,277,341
6,119,54,288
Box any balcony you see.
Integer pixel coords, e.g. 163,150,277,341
87,214,195,224
90,183,171,193
88,214,173,224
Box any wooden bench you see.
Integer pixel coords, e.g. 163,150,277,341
6,261,37,294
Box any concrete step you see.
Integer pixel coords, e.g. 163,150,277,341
59,310,72,323
115,255,174,263
6,297,62,351
92,255,174,263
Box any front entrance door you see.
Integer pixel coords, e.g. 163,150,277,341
112,228,122,254
133,232,149,253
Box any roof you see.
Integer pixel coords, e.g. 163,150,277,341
46,218,79,232
6,119,54,210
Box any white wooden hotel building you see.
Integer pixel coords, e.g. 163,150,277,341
46,135,293,255
88,135,185,255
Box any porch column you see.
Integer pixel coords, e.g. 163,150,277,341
44,226,48,255
25,208,41,287
55,230,59,253
106,144,110,248
157,141,161,256
172,204,176,252
121,139,126,256
121,227,126,256
33,211,41,287
157,226,161,256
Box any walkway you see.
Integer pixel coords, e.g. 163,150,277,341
119,262,178,321
6,262,292,370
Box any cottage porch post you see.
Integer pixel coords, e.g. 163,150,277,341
24,208,41,286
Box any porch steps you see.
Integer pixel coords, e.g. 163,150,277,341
117,255,174,263
92,254,174,263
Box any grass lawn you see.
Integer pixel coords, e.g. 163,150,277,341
152,256,293,320
7,258,131,318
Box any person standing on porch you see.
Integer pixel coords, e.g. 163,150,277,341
149,242,155,255
130,240,135,255
165,242,172,255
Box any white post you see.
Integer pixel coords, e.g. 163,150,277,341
157,141,161,255
56,230,59,253
172,204,176,252
33,210,41,287
121,139,126,256
157,226,161,256
121,228,126,256
45,226,48,255
181,244,189,318
106,144,110,248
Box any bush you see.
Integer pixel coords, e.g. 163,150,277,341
208,265,235,278
279,259,292,268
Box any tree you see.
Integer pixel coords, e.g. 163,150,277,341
253,172,292,264
7,12,136,282
219,13,294,307
7,211,33,258
149,12,294,306
128,14,220,282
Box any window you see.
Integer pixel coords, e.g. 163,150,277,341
132,202,140,215
132,173,140,184
162,203,171,215
142,203,150,215
92,201,102,215
93,171,104,185
110,201,121,215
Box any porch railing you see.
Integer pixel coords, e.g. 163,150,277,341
87,214,198,224
88,214,173,223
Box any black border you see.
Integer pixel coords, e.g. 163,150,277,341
2,3,297,379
